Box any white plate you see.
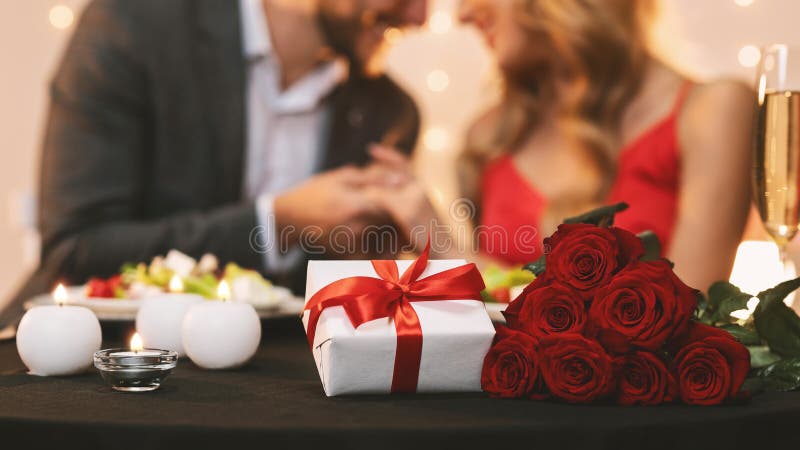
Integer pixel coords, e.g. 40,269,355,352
24,286,305,322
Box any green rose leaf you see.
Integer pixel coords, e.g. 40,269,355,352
747,345,781,368
754,277,800,357
721,323,761,346
636,230,662,262
523,255,546,276
704,281,752,325
752,356,800,392
563,202,629,227
695,292,710,322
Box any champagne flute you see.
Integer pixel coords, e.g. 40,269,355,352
753,44,800,277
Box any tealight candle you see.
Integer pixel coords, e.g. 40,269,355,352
109,333,161,357
94,332,177,392
16,284,102,376
135,274,203,357
182,280,261,369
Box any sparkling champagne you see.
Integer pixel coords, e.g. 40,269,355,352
754,91,800,246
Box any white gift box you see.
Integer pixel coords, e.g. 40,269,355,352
303,259,495,396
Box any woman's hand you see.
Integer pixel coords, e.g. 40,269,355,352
363,145,440,250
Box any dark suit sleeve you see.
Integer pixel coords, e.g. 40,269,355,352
38,0,261,285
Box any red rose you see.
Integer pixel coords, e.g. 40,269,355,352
481,327,546,399
589,260,697,353
539,333,614,403
671,322,750,406
502,275,548,326
614,351,677,406
504,279,586,338
544,224,644,296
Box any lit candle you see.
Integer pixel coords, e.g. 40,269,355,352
169,273,184,293
94,332,177,392
135,274,203,357
218,279,231,300
109,333,161,357
182,280,261,369
16,283,102,376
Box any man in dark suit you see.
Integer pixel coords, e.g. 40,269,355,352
1,0,424,327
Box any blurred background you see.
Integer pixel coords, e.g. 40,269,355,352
0,0,796,307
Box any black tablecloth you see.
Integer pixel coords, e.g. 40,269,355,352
1,318,799,450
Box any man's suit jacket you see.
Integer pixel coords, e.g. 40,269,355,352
1,0,419,326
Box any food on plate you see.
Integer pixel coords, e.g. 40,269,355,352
85,275,124,298
223,263,279,308
83,250,280,308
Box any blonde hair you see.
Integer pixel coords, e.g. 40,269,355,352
460,0,657,231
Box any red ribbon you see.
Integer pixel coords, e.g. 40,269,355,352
304,242,485,393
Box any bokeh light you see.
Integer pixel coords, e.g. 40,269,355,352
738,45,761,67
423,127,450,151
428,11,453,34
383,27,403,45
426,69,450,92
49,5,74,30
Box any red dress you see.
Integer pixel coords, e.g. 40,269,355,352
479,83,692,265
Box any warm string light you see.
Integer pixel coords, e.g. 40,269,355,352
383,27,403,45
734,0,755,6
426,69,450,92
420,7,456,155
423,127,450,151
49,4,74,29
738,45,761,68
428,10,453,34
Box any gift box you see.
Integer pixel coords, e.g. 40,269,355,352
303,249,495,396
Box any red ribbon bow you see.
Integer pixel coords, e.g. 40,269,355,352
304,242,485,393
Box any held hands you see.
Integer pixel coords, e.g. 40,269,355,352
272,145,436,255
362,145,438,239
274,166,385,240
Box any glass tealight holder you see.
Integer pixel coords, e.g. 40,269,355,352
93,348,178,392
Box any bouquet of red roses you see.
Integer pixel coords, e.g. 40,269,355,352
481,210,752,405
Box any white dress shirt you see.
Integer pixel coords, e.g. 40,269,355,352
239,0,348,273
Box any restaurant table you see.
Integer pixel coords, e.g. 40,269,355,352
1,318,799,450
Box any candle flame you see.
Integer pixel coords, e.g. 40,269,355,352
130,332,144,353
217,279,231,301
168,274,184,293
53,283,68,306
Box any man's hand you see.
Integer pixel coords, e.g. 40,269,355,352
273,166,384,246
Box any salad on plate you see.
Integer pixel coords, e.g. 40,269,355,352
85,250,284,309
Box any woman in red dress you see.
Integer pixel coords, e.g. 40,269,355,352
369,0,753,290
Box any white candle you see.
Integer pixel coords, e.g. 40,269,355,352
182,280,261,369
16,284,102,376
135,275,203,357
